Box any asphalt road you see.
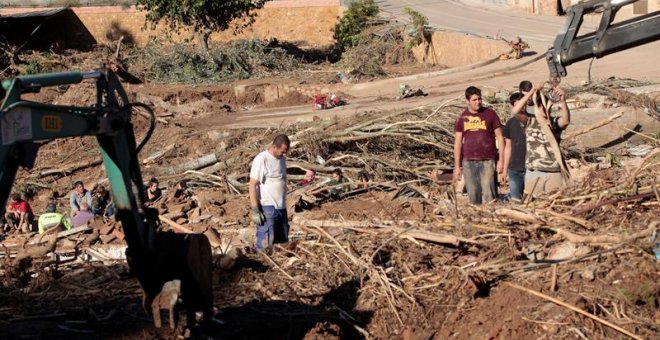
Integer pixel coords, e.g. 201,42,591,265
377,0,597,47
375,0,660,83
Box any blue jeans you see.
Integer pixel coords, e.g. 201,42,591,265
508,169,526,200
256,206,289,251
462,160,497,204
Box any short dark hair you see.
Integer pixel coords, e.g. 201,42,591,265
74,181,84,188
148,177,159,185
272,134,290,148
332,168,343,176
465,86,481,100
10,193,21,201
519,80,533,92
509,92,524,105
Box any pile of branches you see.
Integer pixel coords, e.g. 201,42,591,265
340,22,417,78
137,38,300,84
212,152,659,339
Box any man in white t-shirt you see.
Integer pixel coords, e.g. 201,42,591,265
249,134,291,250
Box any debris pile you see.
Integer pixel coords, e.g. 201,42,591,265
1,82,658,338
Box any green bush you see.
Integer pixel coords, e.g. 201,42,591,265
334,0,379,52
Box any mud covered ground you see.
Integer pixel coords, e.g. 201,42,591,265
0,49,658,339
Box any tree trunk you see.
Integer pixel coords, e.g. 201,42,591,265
196,30,211,50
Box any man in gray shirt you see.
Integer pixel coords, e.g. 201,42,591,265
248,134,290,251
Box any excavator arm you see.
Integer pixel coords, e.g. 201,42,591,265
547,0,660,78
0,70,214,327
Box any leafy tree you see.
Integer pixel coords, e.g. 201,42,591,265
333,0,379,52
136,0,267,50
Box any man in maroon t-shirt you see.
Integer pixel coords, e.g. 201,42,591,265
453,86,505,204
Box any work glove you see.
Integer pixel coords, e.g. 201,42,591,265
251,207,266,226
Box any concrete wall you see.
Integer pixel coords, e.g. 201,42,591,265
569,107,660,149
0,1,341,48
412,31,509,68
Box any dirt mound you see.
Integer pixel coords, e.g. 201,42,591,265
262,90,310,108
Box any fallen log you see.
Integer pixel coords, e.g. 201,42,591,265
159,153,219,175
158,215,193,234
552,223,656,244
496,208,544,224
142,144,176,164
28,226,92,245
292,216,482,246
39,159,102,178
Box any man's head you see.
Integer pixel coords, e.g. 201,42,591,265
148,178,159,190
270,134,290,159
46,201,57,213
94,184,106,196
176,180,187,190
509,92,524,106
74,181,85,195
332,168,343,180
519,80,537,106
9,193,21,203
464,86,482,113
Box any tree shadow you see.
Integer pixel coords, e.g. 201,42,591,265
207,278,372,339
0,8,96,52
596,123,642,149
266,39,340,63
104,21,136,46
0,252,372,339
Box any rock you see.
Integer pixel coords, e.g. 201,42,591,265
581,266,596,281
100,234,117,244
99,225,115,235
112,227,125,241
189,207,202,224
547,242,591,260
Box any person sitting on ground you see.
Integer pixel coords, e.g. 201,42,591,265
146,177,162,203
5,193,33,233
72,202,95,228
301,170,316,186
328,168,350,199
70,181,93,217
38,200,72,234
91,184,114,218
167,180,190,203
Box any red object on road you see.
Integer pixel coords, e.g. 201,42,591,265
313,95,327,110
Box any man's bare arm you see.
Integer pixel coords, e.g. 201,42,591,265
248,178,260,209
494,127,505,173
453,131,463,181
555,87,571,129
503,138,512,173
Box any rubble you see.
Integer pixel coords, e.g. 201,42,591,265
0,45,658,339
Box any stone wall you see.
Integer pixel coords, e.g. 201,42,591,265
412,31,509,68
0,1,342,48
